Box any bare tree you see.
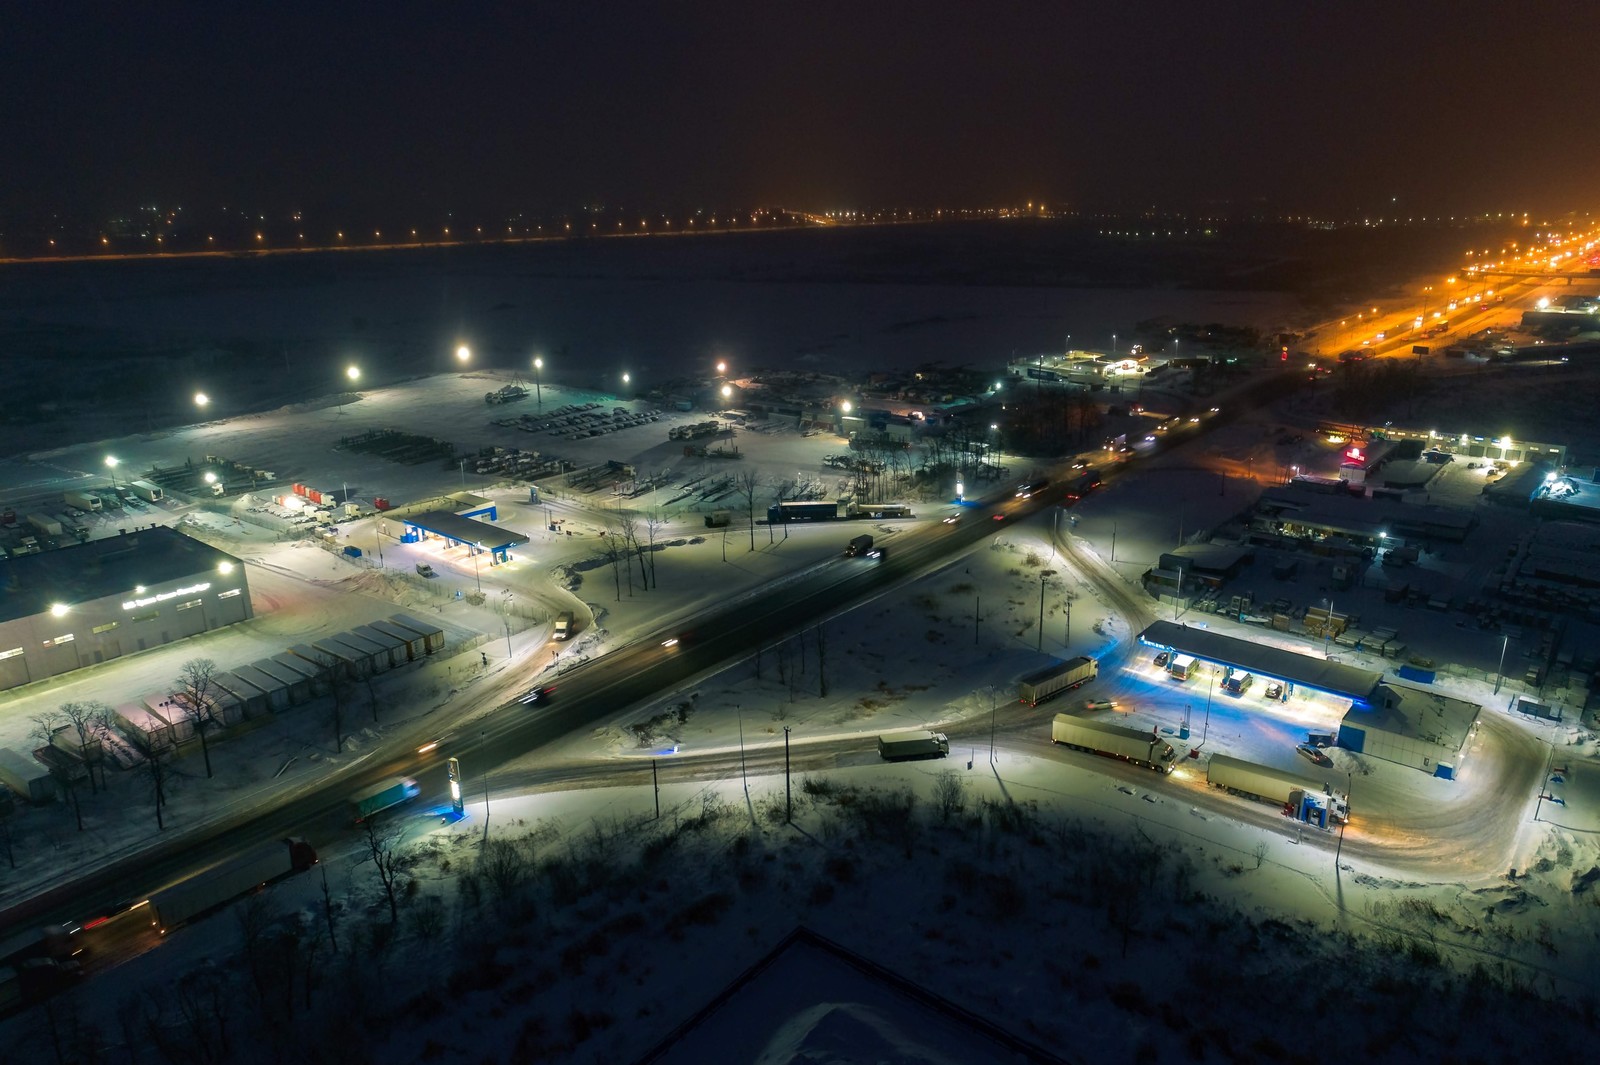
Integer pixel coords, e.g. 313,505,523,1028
616,510,640,595
734,471,763,551
58,701,111,792
319,864,340,955
643,510,666,589
30,712,83,831
361,815,406,924
0,795,16,868
363,671,381,725
175,658,222,778
313,654,354,753
600,531,624,601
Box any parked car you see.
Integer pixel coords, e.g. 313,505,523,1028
1263,681,1284,700
1153,651,1170,668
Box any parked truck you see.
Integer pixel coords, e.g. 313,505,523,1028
1050,715,1177,773
552,611,575,640
1018,656,1099,706
63,490,103,512
350,777,421,821
26,513,63,537
704,509,731,528
129,479,164,503
147,838,319,935
876,730,950,761
1206,754,1349,825
846,533,874,557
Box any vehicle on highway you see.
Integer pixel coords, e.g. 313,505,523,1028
552,611,575,640
517,685,554,706
351,778,421,821
1295,743,1333,767
941,514,961,525
1015,479,1050,499
1085,699,1118,711
661,637,680,649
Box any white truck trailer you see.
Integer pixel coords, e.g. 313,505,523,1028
1206,754,1349,825
1050,715,1177,773
147,838,318,934
1018,656,1099,706
26,513,63,537
63,490,102,512
130,479,164,503
876,730,950,761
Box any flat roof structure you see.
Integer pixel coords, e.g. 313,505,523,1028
0,525,240,625
1257,487,1477,543
1339,683,1481,776
401,510,528,559
1139,620,1383,704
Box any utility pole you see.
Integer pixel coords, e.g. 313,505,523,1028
737,706,747,797
652,759,660,819
783,726,792,823
1494,633,1509,695
974,593,980,645
1037,571,1053,651
989,687,997,766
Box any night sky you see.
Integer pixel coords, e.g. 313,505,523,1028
5,2,1596,223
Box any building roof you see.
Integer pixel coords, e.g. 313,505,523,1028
0,526,241,626
1345,683,1481,755
1139,620,1383,703
1161,544,1252,574
401,510,529,550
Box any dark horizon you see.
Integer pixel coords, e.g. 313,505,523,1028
5,3,1598,227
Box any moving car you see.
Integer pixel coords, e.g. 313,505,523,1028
1296,742,1333,767
516,685,554,706
1085,699,1118,711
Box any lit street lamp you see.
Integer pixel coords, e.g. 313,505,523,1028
456,344,471,366
533,355,543,407
104,455,119,488
194,391,210,411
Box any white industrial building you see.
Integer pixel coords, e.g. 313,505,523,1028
0,526,251,692
1337,683,1481,778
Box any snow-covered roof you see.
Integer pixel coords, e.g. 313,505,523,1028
1351,683,1482,754
400,509,529,549
1139,619,1383,702
0,525,241,625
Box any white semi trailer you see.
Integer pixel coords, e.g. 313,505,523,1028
1206,754,1349,824
1018,656,1099,706
1050,715,1177,773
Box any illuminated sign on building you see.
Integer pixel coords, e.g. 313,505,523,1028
121,582,211,611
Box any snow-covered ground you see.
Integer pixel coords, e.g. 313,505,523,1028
4,290,1600,1059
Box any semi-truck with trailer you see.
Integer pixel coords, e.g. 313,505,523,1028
63,490,103,512
1206,754,1349,825
876,730,950,761
350,776,421,821
147,837,318,935
846,533,874,557
0,924,81,969
1050,715,1177,773
130,479,165,503
26,513,63,537
1018,656,1099,706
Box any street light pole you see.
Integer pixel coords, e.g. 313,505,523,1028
1494,633,1509,695
1038,571,1054,651
989,687,997,766
533,356,543,408
503,592,514,658
974,592,980,645
783,726,792,823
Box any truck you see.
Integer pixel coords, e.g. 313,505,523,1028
1221,672,1254,695
704,510,731,528
63,490,103,512
1018,656,1099,706
876,730,950,761
26,513,63,537
129,479,164,503
1050,715,1177,773
147,837,319,934
350,777,421,821
1166,654,1197,681
1206,754,1348,825
414,561,436,578
846,533,874,557
552,611,575,640
0,924,82,968
0,748,55,803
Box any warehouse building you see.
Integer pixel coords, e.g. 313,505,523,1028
0,526,251,692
